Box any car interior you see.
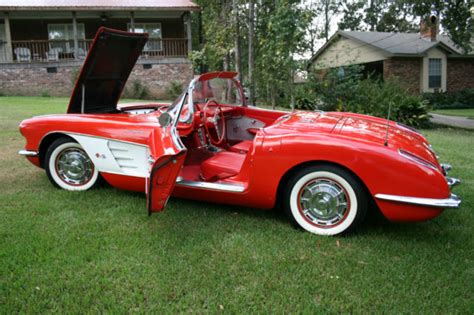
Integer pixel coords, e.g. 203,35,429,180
174,78,286,185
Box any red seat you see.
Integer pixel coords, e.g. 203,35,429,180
201,151,246,181
229,140,253,154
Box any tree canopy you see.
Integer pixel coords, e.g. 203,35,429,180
191,0,474,106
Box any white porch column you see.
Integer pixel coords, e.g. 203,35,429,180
129,12,135,32
185,13,192,54
72,11,78,59
4,12,13,62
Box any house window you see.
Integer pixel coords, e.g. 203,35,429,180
128,23,162,51
47,23,85,53
428,58,442,89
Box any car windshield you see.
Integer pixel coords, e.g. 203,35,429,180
193,78,242,106
163,76,243,127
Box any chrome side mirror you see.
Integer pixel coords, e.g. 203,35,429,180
158,112,172,127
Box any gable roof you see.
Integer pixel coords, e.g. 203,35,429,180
0,0,199,11
309,30,473,66
340,31,461,54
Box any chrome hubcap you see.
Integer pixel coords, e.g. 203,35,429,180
299,178,349,227
55,148,94,185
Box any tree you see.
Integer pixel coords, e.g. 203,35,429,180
338,1,365,31
410,0,473,53
339,0,417,32
338,0,473,53
248,0,255,105
233,0,242,83
320,0,341,41
255,0,309,108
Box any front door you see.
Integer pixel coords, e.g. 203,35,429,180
147,127,187,214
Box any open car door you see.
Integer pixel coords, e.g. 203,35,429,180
147,124,187,214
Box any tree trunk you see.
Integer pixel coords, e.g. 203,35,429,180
289,64,295,111
248,0,255,105
270,84,276,110
233,0,242,82
369,0,375,31
324,1,329,41
223,52,230,71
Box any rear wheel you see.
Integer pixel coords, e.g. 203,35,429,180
45,138,100,191
283,164,367,236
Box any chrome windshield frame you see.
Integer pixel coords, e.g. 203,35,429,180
166,73,244,130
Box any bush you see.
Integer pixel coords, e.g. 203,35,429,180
40,90,51,97
125,80,150,100
70,67,80,85
297,66,430,128
166,80,183,100
423,89,474,109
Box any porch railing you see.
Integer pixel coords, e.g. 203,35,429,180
1,38,188,63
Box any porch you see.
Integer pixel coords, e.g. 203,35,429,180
0,10,192,64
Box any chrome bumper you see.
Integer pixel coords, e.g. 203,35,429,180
18,150,38,157
375,193,461,208
442,163,461,188
446,176,461,188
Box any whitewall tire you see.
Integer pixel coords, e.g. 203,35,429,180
45,138,100,191
283,165,367,236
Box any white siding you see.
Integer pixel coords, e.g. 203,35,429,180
312,37,388,70
421,47,447,93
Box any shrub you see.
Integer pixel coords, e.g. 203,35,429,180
298,66,430,128
125,80,150,100
40,90,51,97
423,89,474,109
70,67,80,85
166,80,183,100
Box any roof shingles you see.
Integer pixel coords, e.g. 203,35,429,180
0,0,199,11
339,30,462,55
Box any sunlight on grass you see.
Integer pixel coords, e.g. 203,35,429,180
1,97,473,312
433,108,474,119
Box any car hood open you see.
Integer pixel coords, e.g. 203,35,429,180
67,27,148,114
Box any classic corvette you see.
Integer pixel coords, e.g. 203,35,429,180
19,28,461,235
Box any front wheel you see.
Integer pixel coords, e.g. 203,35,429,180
283,165,367,236
45,138,100,191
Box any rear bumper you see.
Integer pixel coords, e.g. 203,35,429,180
375,193,461,209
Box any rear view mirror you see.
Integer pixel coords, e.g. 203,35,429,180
158,112,172,127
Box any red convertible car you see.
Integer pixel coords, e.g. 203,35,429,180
19,28,461,235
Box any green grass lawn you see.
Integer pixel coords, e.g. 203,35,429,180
1,96,473,313
433,108,474,119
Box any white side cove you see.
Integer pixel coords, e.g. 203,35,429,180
66,134,150,178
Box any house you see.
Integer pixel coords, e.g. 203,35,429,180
0,0,199,98
308,17,474,94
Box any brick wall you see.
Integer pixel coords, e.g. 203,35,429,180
446,58,474,91
0,59,194,99
0,65,76,96
125,61,193,99
383,57,421,94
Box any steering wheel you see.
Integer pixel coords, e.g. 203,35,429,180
203,100,226,145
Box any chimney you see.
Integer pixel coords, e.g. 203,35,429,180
420,15,438,42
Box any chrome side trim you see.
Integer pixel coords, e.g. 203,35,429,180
446,177,461,187
175,179,245,193
398,149,437,169
18,150,38,157
375,193,461,208
38,130,149,148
